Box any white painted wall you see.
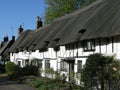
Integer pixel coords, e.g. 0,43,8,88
10,35,120,85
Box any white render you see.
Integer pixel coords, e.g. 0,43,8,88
10,36,120,85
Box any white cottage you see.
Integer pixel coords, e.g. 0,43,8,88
9,0,120,85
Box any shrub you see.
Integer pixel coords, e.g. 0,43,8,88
22,65,39,76
29,80,42,88
5,62,22,79
5,62,16,74
39,85,48,90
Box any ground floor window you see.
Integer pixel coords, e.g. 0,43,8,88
37,60,42,68
77,61,82,73
31,59,42,68
45,60,50,69
60,61,68,72
25,59,29,66
18,61,21,66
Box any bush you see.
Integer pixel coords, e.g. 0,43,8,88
5,62,16,74
5,62,22,79
39,85,48,90
29,80,42,88
22,65,39,76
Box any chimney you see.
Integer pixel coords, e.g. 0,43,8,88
12,36,15,41
4,36,9,42
0,41,3,47
36,16,43,31
18,25,23,36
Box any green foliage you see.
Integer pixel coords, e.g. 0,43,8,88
5,62,39,79
5,62,16,74
82,54,120,90
29,80,42,88
54,71,61,81
5,62,22,79
45,68,55,78
44,0,97,24
22,65,39,76
39,85,49,90
19,75,79,90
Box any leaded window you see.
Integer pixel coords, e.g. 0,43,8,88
45,60,50,69
77,61,82,73
60,61,68,71
83,40,95,51
37,60,42,68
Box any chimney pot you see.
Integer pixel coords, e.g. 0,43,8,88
12,36,15,41
36,16,43,31
18,25,23,36
37,16,40,21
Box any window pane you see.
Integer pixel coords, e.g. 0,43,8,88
84,40,95,51
37,60,42,68
77,61,82,73
60,61,67,71
45,60,50,69
18,61,21,66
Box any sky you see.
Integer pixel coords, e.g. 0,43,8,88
0,0,45,41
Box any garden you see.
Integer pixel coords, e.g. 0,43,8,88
4,54,120,90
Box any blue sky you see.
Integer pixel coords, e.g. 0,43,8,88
0,0,45,41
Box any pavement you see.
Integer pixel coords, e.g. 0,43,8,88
0,74,37,90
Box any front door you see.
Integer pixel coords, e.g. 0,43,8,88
67,60,75,81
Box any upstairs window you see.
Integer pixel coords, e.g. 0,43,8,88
54,46,60,52
83,40,95,51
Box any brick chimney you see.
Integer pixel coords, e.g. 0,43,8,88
18,25,23,36
36,16,43,31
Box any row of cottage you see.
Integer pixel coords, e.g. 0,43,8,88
1,0,120,84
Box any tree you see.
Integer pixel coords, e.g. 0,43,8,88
81,54,120,90
44,0,97,24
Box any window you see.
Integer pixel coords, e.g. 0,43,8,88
54,47,60,52
12,53,14,56
25,59,29,66
45,60,50,69
83,40,95,51
31,59,42,68
37,60,42,68
31,60,37,66
18,61,21,66
77,61,82,73
60,61,68,71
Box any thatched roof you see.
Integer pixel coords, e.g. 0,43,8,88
9,30,34,52
0,41,10,55
81,0,120,40
10,0,120,52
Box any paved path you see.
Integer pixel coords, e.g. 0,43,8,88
0,74,37,90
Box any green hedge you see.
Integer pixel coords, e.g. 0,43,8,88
5,62,39,79
22,65,39,76
5,62,22,79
